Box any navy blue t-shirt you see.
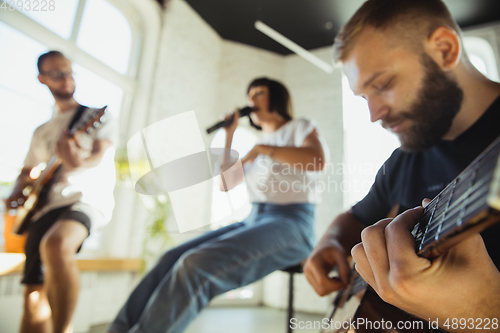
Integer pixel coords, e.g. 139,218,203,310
351,95,500,267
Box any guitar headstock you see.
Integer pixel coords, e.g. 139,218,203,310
70,106,108,136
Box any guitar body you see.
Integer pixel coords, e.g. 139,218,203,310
323,275,446,333
14,203,36,235
321,276,365,333
321,205,402,333
323,273,446,333
11,159,62,235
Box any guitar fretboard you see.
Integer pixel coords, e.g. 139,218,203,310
412,136,500,257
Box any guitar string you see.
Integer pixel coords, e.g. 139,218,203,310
416,148,499,250
419,142,499,228
421,140,500,219
422,170,493,237
420,186,491,250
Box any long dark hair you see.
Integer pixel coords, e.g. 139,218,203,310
247,77,293,130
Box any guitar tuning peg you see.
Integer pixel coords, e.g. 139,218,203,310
93,121,101,128
86,128,93,134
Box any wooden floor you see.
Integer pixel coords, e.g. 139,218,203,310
90,306,324,333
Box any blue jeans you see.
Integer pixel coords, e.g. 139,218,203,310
108,203,315,333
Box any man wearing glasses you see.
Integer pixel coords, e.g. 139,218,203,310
5,51,117,333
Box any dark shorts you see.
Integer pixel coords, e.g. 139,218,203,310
22,205,91,285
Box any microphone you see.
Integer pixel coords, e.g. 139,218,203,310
206,106,254,134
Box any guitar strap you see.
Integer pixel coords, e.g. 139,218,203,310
68,104,88,131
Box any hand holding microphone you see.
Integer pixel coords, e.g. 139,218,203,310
223,108,240,135
206,106,254,134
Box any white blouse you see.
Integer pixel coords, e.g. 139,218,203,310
244,118,328,205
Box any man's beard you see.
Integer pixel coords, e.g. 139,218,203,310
50,87,75,100
386,53,464,152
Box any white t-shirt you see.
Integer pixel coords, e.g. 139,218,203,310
23,106,117,227
244,118,328,205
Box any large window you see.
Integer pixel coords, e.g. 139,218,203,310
23,0,80,39
0,21,53,182
76,0,133,75
463,36,499,82
0,0,141,249
342,75,399,209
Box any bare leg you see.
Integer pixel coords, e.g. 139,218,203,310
39,220,88,333
20,284,52,333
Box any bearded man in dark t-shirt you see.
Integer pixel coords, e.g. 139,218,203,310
304,0,500,326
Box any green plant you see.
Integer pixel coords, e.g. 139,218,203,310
140,194,172,273
114,148,172,273
0,181,14,197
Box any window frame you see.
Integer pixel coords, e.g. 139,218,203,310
0,0,162,256
463,24,500,82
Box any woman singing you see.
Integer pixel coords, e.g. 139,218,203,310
109,77,327,333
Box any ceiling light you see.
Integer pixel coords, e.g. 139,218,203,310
255,20,334,74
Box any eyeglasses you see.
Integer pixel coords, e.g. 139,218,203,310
39,70,74,81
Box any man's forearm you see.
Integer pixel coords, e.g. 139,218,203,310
78,152,106,169
304,209,366,295
317,210,365,252
62,139,112,170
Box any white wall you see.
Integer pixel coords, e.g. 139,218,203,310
144,0,287,248
134,0,224,250
140,0,345,314
261,47,344,313
216,40,285,113
283,46,344,237
149,0,222,132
